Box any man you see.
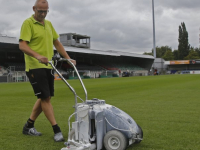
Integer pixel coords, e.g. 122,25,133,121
19,0,76,142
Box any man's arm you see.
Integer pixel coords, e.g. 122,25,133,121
53,39,76,65
19,40,49,65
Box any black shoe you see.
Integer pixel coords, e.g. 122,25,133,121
23,124,42,136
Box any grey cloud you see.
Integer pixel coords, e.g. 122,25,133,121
0,0,200,54
156,0,200,10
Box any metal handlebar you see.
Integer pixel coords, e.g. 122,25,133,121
48,58,88,101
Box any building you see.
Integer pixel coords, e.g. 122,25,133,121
0,33,155,82
165,60,200,74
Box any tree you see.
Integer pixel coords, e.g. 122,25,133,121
143,52,153,56
154,47,162,57
155,46,172,58
194,47,200,57
184,49,200,60
152,46,171,58
163,50,174,60
178,22,190,60
173,50,179,60
144,46,172,58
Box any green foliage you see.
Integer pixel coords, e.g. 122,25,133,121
194,47,200,56
144,46,175,60
143,22,200,61
162,50,174,60
0,75,200,150
173,49,179,60
154,46,172,58
184,49,200,60
143,52,153,56
143,46,172,60
178,22,190,60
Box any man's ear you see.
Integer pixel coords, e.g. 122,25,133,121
33,6,36,12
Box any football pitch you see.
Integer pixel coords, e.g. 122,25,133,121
0,74,199,150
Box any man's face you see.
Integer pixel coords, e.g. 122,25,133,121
33,3,49,22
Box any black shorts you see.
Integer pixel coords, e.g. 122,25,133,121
26,68,54,99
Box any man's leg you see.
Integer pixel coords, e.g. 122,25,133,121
22,99,42,136
23,99,43,130
41,96,64,142
40,96,56,125
23,69,63,141
30,98,43,121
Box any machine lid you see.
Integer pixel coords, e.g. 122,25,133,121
86,98,105,105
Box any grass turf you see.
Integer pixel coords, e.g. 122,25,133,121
0,74,200,150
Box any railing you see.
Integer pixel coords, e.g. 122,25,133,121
0,68,149,83
0,68,28,83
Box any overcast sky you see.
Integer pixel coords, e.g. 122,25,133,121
0,0,200,54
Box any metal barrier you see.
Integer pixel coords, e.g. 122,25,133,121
0,70,28,83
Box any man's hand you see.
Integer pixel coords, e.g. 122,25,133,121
53,40,76,66
37,55,49,65
19,41,49,66
70,59,76,66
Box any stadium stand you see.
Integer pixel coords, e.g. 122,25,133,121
4,63,25,71
0,66,3,76
76,63,103,71
0,66,8,75
164,60,200,74
0,33,155,82
97,62,144,71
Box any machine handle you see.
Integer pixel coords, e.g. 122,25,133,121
49,58,88,101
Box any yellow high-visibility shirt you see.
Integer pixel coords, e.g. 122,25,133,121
19,15,59,71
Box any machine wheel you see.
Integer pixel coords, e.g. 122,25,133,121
104,130,127,150
135,124,143,144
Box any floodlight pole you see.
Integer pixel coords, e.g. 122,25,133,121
151,0,157,74
152,0,156,58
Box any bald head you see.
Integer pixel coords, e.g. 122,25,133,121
34,0,48,7
33,0,49,22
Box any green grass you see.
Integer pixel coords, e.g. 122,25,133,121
0,74,200,150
